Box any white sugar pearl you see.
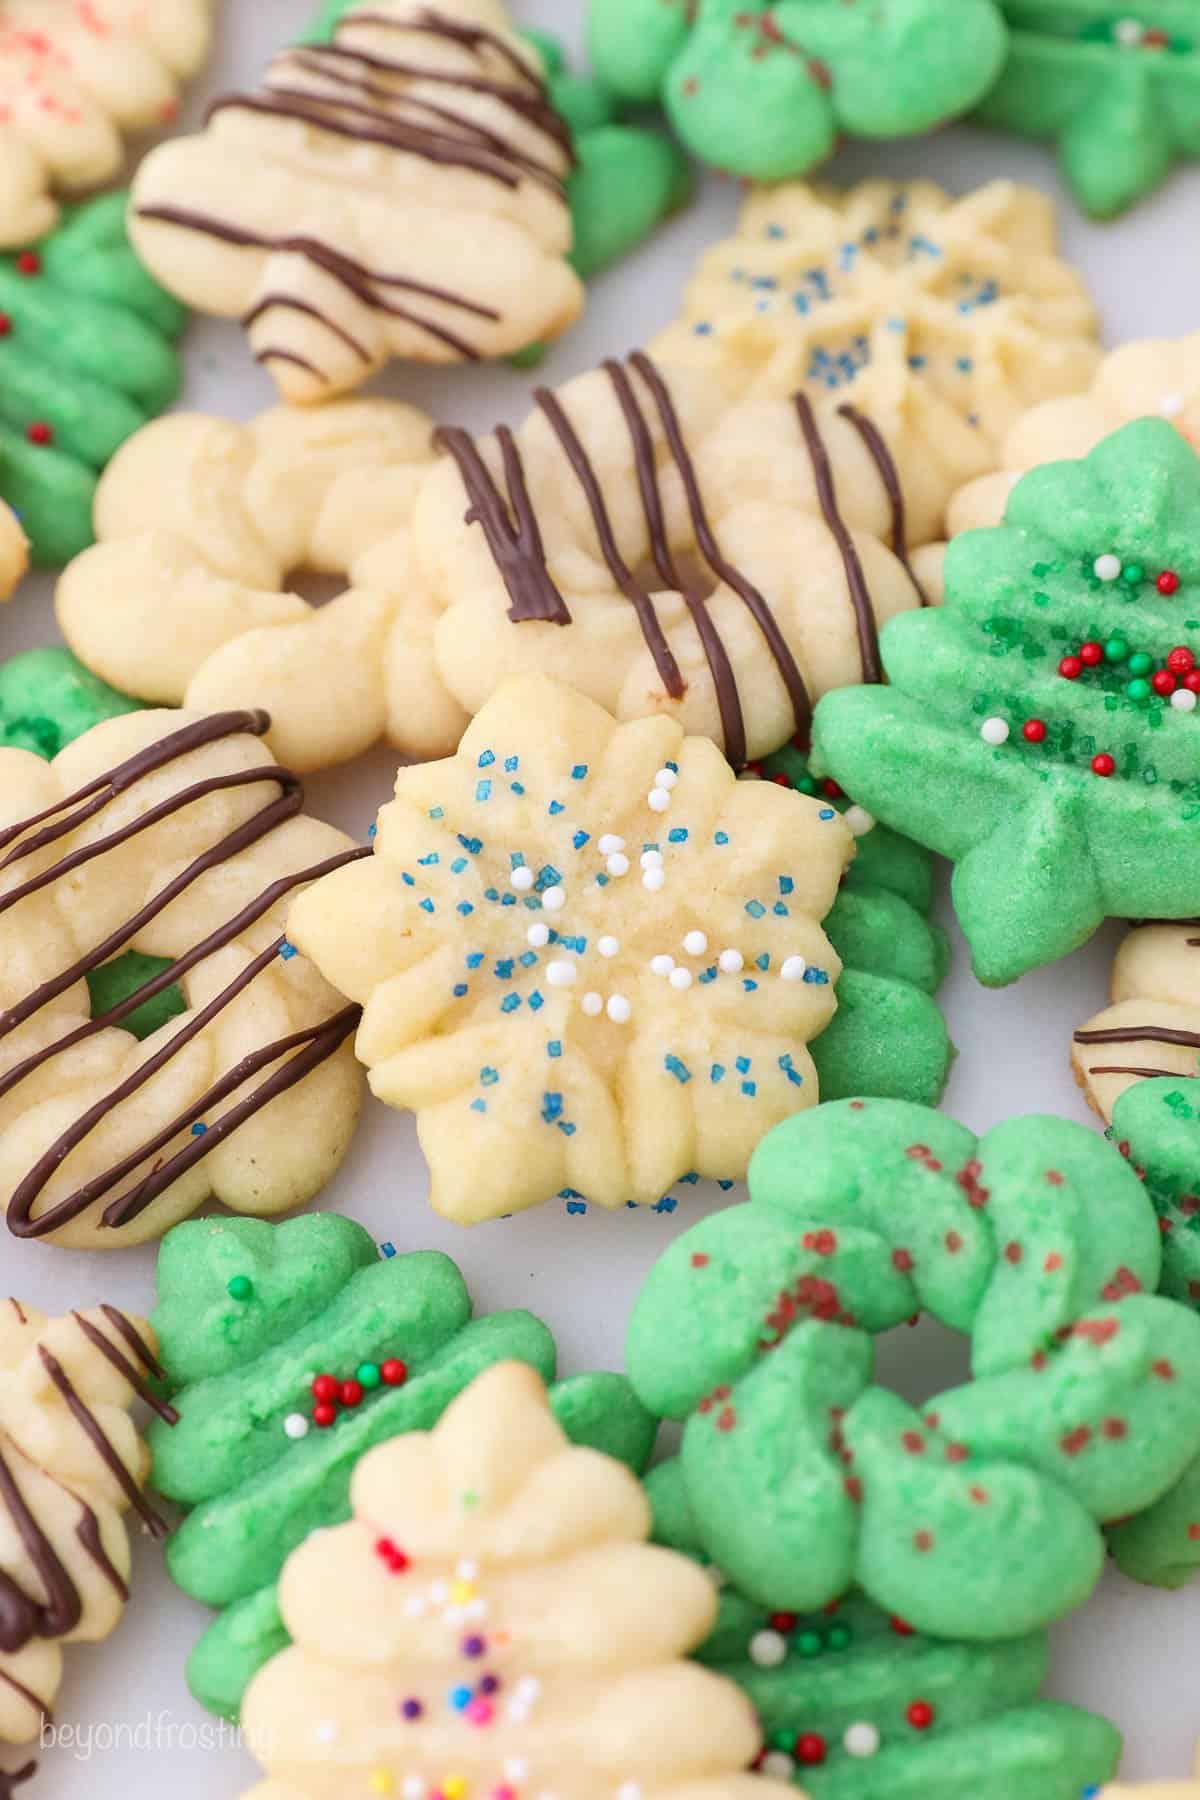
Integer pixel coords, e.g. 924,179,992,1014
598,935,620,957
640,849,664,869
718,948,744,974
1161,392,1186,419
669,966,693,991
980,716,1010,746
749,1629,788,1667
650,955,676,978
511,866,534,891
1172,688,1198,712
606,995,632,1024
598,835,625,855
546,960,577,988
1094,552,1122,582
283,1413,309,1440
527,922,550,948
607,853,630,877
761,1754,794,1781
843,1722,881,1759
781,956,807,982
648,788,671,813
582,991,604,1016
1114,16,1144,44
683,930,708,957
643,868,666,892
653,767,678,790
541,885,566,911
843,805,876,837
516,1677,542,1702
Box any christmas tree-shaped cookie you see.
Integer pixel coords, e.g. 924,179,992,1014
814,419,1200,985
756,742,953,1105
150,1216,658,1721
238,1361,772,1800
977,3,1200,217
649,1456,1121,1797
0,193,186,566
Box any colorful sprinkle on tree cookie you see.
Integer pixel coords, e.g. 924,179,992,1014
288,675,854,1223
814,419,1200,985
628,1097,1200,1638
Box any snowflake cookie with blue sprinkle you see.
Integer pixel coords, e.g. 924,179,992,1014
288,674,854,1225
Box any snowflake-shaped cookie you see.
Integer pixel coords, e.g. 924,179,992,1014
0,0,213,247
288,676,853,1223
653,177,1100,528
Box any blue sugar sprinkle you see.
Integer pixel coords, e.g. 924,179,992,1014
367,824,377,840
510,852,526,869
804,967,831,986
735,1056,751,1074
380,1241,397,1259
547,1040,562,1058
191,1122,207,1137
595,872,609,887
743,978,759,992
718,1180,734,1191
566,1199,588,1215
428,806,444,820
501,894,516,907
779,1055,804,1089
571,764,588,780
457,834,482,855
679,1173,699,1186
401,872,415,887
519,951,538,968
745,899,766,919
548,800,565,815
664,1054,692,1085
542,1093,564,1123
773,903,790,918
475,780,492,803
535,865,562,891
572,830,589,849
561,1187,584,1200
710,1064,726,1083
741,1081,757,1098
418,852,439,866
819,808,836,820
477,750,495,769
528,992,545,1012
653,1197,678,1215
451,857,467,875
779,876,794,895
666,761,678,773
480,1067,499,1086
495,959,515,981
510,781,525,796
500,995,520,1015
560,935,586,953
693,321,713,335
419,898,435,914
450,1683,473,1709
756,954,770,971
767,224,785,239
715,831,729,846
558,1120,577,1137
278,941,298,962
453,983,468,998
484,887,500,902
457,902,474,917
698,967,717,984
504,755,519,772
668,828,688,843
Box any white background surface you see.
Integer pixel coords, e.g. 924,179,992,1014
5,2,1200,1791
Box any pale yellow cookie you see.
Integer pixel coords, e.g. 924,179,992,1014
0,501,27,600
288,674,852,1224
916,333,1200,599
56,399,439,771
0,1297,171,1745
239,1361,795,1800
128,0,583,401
0,708,365,1249
654,178,1100,549
1073,922,1200,1125
0,0,213,246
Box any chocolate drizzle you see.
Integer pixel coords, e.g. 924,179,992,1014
0,711,366,1240
1075,1021,1200,1080
0,1761,35,1798
837,402,930,607
795,392,883,686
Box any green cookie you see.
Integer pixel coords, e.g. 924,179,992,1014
814,419,1200,986
649,1458,1122,1797
627,1097,1200,1639
0,195,186,566
589,0,1008,180
977,3,1200,217
152,1215,657,1719
0,646,142,758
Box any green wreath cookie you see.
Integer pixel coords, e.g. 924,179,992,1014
0,194,186,566
756,743,954,1107
0,647,142,759
149,1214,657,1720
977,3,1200,218
649,1456,1122,1796
814,419,1200,986
588,0,1008,181
627,1097,1200,1639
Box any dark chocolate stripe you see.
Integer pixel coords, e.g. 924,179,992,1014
1089,1065,1199,1079
37,1352,166,1538
71,1315,178,1426
435,424,569,624
1075,1025,1200,1050
795,392,883,684
0,1447,82,1649
0,1759,36,1797
76,1509,128,1604
0,1663,46,1724
99,1307,166,1383
837,402,929,607
243,293,371,363
255,347,328,381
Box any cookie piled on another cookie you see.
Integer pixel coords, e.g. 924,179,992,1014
289,674,854,1223
129,0,585,400
0,1298,175,1749
237,1361,782,1800
1074,922,1200,1128
0,648,142,760
0,497,26,600
0,707,365,1248
0,0,213,246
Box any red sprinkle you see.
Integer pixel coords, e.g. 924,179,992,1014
26,421,52,446
822,779,843,799
1152,670,1177,696
1167,646,1195,674
1059,655,1083,679
1158,571,1182,595
0,314,10,336
907,1702,935,1731
1022,719,1047,742
381,1359,408,1386
313,1403,337,1429
312,1374,339,1404
795,1734,827,1766
340,1380,365,1408
1079,641,1104,667
15,252,40,276
1092,753,1116,777
769,1612,798,1633
890,1615,914,1636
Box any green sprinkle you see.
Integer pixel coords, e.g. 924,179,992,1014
1121,563,1144,585
1104,638,1129,664
356,1362,383,1389
770,1728,794,1752
827,1622,852,1650
797,1630,824,1658
1127,679,1151,701
1128,652,1153,676
227,1276,254,1302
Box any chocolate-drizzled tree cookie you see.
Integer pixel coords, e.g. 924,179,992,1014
148,1214,657,1721
627,1097,1200,1640
0,1298,175,1750
815,419,1200,985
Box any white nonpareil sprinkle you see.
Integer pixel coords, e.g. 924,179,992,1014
283,1413,309,1440
980,717,1010,746
843,804,876,837
650,955,675,978
1160,392,1186,418
647,788,671,813
642,867,666,892
546,960,577,988
749,1629,787,1667
504,1764,529,1785
1171,688,1198,712
718,948,744,974
669,966,693,991
843,1722,881,1758
606,995,632,1024
403,1780,426,1800
682,930,708,956
582,991,604,1015
653,767,679,790
761,1753,795,1780
607,852,630,878
781,955,807,982
541,885,566,912
598,835,625,855
515,1676,542,1702
511,866,535,891
1094,552,1122,582
527,922,551,948
314,1722,338,1745
640,849,663,869
1114,16,1144,43
598,935,620,957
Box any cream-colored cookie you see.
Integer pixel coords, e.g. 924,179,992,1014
0,1297,172,1745
1073,922,1200,1125
0,708,365,1249
0,0,213,247
0,502,27,600
916,333,1200,599
239,1361,792,1800
654,178,1100,548
59,356,930,771
56,400,439,772
128,0,583,401
288,674,852,1224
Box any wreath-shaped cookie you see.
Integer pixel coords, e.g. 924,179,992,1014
627,1097,1200,1640
0,707,365,1249
59,357,928,770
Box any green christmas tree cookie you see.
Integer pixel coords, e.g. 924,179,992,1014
588,0,1008,180
0,194,186,566
0,646,142,759
977,3,1200,218
814,419,1200,986
150,1214,657,1720
756,743,953,1106
627,1096,1200,1640
649,1457,1121,1796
